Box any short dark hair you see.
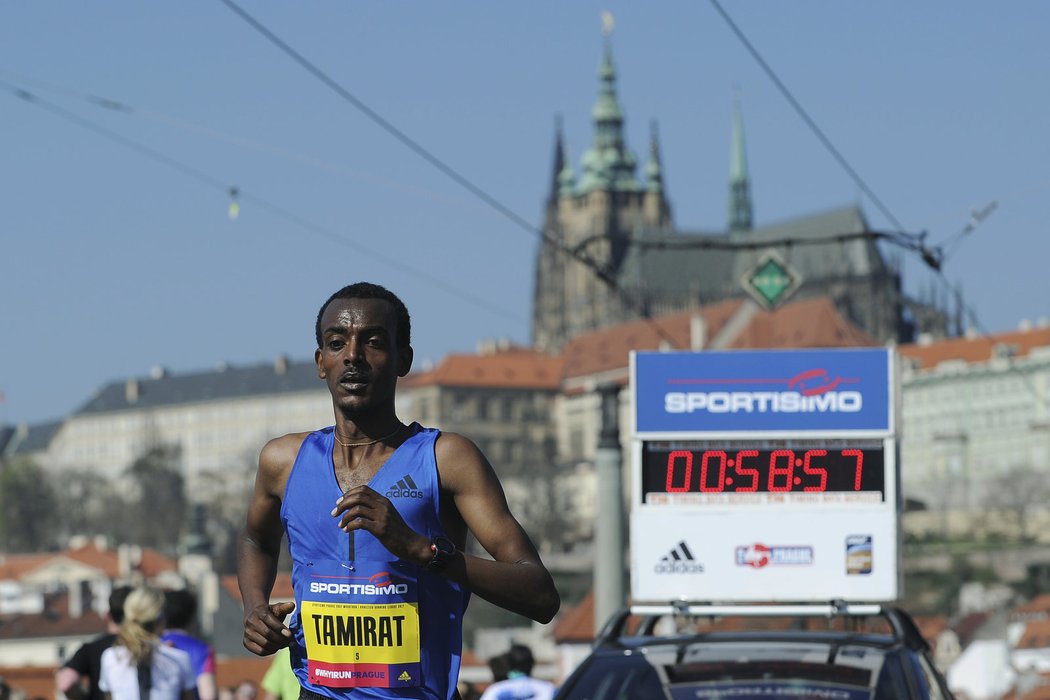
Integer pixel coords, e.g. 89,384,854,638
108,585,132,625
505,644,535,675
162,588,198,630
315,282,411,350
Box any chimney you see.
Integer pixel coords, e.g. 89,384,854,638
125,378,139,404
68,580,90,619
690,314,707,350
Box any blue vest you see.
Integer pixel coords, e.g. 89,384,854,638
282,424,469,699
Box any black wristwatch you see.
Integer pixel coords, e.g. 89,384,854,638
427,535,456,573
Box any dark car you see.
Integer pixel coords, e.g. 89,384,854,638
555,603,953,700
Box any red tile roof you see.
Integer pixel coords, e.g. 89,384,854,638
561,300,744,381
0,593,108,640
0,541,177,582
221,573,294,603
215,656,275,690
725,297,875,350
1017,619,1050,650
403,347,565,391
561,296,874,382
1014,594,1050,621
552,590,595,644
899,325,1050,370
0,664,57,700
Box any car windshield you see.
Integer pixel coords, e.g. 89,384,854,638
667,680,873,700
557,654,880,700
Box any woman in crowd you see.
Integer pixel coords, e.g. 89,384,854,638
99,586,196,700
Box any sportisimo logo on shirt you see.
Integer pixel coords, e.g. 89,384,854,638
309,571,409,596
386,475,424,499
654,540,704,574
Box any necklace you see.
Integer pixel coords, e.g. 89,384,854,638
333,424,403,448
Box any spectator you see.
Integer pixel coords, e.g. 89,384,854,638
232,681,256,700
478,644,555,700
99,586,196,700
488,653,509,683
259,648,299,700
56,586,132,700
161,589,217,700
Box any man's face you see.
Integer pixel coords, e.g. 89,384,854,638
315,297,412,415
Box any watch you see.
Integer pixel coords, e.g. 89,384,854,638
427,535,456,573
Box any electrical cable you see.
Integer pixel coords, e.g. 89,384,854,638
0,66,482,210
708,0,909,237
1,80,525,325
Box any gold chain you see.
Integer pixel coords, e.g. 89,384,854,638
333,424,404,448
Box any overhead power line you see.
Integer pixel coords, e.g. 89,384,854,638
0,80,524,325
708,0,908,235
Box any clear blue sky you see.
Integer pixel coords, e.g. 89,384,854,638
2,2,1047,426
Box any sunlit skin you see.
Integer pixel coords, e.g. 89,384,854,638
237,295,560,658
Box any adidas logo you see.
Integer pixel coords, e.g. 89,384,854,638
398,671,413,682
654,540,705,574
386,474,424,499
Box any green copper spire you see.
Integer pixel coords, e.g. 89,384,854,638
728,100,753,232
645,120,664,194
577,32,639,194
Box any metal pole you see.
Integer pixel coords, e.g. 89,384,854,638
594,381,625,636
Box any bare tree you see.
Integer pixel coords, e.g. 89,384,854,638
0,456,59,552
196,448,260,573
982,463,1050,541
122,444,187,554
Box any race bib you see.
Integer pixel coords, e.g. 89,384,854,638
298,561,421,688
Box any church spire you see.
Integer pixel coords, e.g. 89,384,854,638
645,120,664,194
549,115,567,204
577,17,638,194
727,99,753,232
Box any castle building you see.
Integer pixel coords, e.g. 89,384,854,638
898,323,1050,535
531,38,947,352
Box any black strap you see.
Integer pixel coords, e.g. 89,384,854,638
137,655,152,700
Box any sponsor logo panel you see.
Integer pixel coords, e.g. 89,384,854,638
734,543,814,569
845,535,873,575
655,540,704,574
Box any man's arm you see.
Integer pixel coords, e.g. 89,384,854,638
332,432,560,622
238,434,301,656
55,667,86,700
56,643,91,700
433,433,560,622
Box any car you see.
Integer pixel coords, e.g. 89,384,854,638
554,603,954,700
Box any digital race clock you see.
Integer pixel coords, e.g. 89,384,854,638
641,440,885,504
629,348,900,602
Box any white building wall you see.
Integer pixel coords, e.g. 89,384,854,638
40,390,332,491
900,344,1050,519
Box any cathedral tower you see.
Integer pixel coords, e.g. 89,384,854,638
531,36,671,352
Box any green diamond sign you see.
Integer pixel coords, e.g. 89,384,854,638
742,252,802,309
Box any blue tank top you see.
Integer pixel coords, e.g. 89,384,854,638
282,424,469,699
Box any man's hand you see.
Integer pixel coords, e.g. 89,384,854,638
243,601,296,656
331,485,429,564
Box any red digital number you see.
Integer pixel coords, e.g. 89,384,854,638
802,449,828,492
768,449,795,492
666,450,693,492
734,450,760,492
700,450,727,492
842,449,864,491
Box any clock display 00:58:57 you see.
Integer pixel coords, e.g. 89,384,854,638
641,445,885,496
